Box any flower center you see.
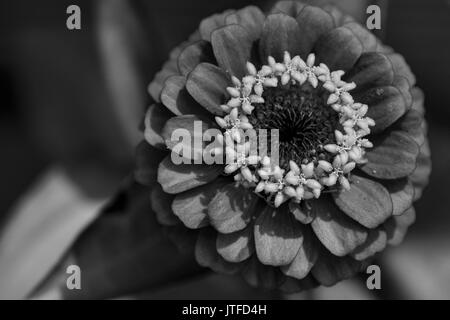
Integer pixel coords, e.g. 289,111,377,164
248,84,339,169
214,52,376,208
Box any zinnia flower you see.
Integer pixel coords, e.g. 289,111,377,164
136,1,431,292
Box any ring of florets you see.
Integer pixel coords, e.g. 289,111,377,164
213,51,375,208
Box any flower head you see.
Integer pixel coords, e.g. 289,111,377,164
137,1,431,291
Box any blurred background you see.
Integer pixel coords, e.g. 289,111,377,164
0,0,449,299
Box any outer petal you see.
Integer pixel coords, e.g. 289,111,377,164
387,53,416,86
278,275,318,293
344,52,394,92
144,103,174,148
177,40,216,76
411,87,425,116
195,228,243,274
295,5,334,56
216,225,254,263
343,22,377,52
351,229,387,261
199,9,235,41
381,178,415,216
361,130,420,179
148,59,178,102
281,228,318,279
186,63,229,116
315,26,363,71
311,198,368,256
312,250,367,286
161,76,209,116
241,256,284,290
157,155,222,194
259,13,302,61
410,140,431,201
270,1,306,17
225,6,265,41
333,174,393,228
391,109,425,146
148,39,194,101
151,184,179,226
393,76,413,108
383,207,416,246
134,140,167,186
171,179,227,229
321,4,354,26
254,205,304,266
166,225,197,255
211,24,253,78
208,184,259,234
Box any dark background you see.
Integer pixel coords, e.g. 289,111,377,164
0,0,449,299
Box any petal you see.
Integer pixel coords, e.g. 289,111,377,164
289,201,315,224
161,75,209,116
381,178,415,216
150,184,179,226
199,10,235,41
144,103,174,148
157,155,222,194
333,174,393,228
294,5,334,56
343,22,377,52
148,59,179,102
311,250,367,286
411,87,425,116
208,183,259,233
279,275,317,293
383,207,416,246
162,115,214,162
177,40,216,76
361,130,420,179
321,4,354,26
270,1,305,17
216,225,254,263
195,228,243,275
315,26,363,71
211,24,253,78
392,109,425,146
387,53,416,86
241,256,284,290
393,75,413,108
410,140,431,201
225,6,265,41
281,228,318,279
166,225,197,255
311,197,368,256
356,85,408,134
171,179,227,229
351,229,387,261
259,13,302,61
134,140,167,186
254,205,304,266
186,63,229,116
344,52,394,92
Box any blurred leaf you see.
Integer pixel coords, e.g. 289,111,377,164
60,180,203,299
0,167,105,299
96,0,154,148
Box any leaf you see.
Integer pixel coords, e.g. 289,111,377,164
0,168,104,299
62,181,203,299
